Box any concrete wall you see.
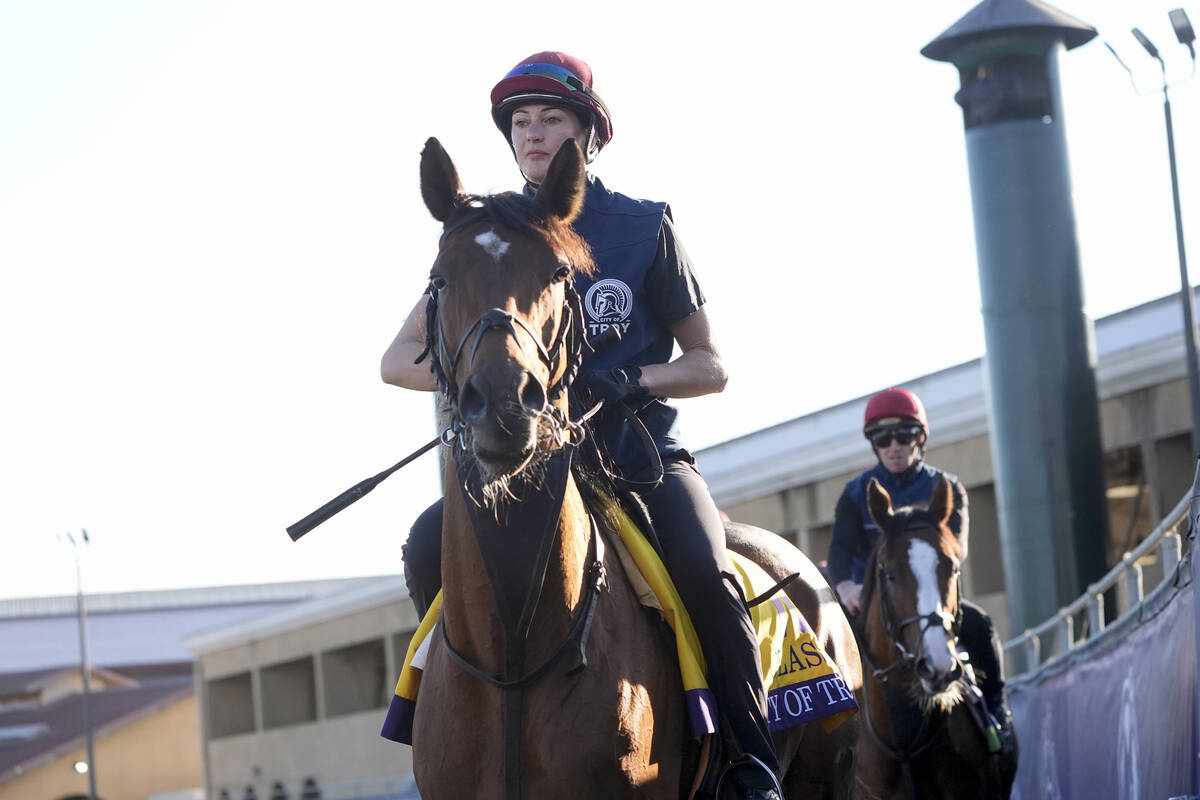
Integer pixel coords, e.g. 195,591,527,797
195,591,419,800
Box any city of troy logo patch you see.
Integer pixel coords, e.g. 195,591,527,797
584,278,633,338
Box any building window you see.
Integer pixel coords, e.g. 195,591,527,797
260,657,316,729
322,638,387,717
207,672,255,738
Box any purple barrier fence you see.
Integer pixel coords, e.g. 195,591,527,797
1009,567,1196,799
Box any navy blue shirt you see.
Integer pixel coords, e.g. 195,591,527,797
569,175,705,466
826,461,969,585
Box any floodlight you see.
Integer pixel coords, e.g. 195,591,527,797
73,761,89,774
1169,9,1195,46
1131,27,1161,60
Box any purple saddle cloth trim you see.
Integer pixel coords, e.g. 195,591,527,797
381,694,415,744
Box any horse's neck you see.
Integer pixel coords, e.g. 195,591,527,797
439,465,592,672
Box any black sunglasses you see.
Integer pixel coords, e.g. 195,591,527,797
869,428,921,449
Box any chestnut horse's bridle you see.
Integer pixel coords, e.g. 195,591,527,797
863,535,963,683
856,517,965,778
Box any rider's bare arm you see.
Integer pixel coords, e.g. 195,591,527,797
638,307,728,399
381,295,438,392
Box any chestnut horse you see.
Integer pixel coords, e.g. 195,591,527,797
850,477,1015,800
407,136,861,800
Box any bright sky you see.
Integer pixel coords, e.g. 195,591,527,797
2,1,1197,600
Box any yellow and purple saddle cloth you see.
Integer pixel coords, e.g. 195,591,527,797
381,497,856,744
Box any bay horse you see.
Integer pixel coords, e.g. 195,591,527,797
407,135,861,800
850,476,1016,800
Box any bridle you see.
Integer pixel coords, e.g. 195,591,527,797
855,518,966,779
416,201,607,800
416,204,591,448
859,520,963,683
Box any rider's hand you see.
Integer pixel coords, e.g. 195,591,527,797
572,365,649,410
836,580,863,615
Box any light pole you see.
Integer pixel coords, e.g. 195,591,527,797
1107,8,1200,455
62,529,97,800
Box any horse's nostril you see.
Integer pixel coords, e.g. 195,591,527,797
518,370,547,413
460,374,488,423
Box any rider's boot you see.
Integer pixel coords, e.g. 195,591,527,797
958,601,1016,760
721,754,784,800
986,688,1017,760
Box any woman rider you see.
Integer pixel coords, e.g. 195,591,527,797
380,52,783,800
826,387,1016,759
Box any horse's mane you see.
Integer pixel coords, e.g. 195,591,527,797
460,191,596,278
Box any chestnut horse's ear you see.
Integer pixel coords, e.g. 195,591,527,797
534,138,585,224
866,478,895,532
928,475,954,525
420,137,464,223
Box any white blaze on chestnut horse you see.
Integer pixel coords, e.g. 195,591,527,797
396,136,862,800
851,476,1017,799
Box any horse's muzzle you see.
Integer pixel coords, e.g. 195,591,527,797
458,369,547,471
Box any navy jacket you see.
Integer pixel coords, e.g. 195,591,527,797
568,175,705,470
826,461,969,585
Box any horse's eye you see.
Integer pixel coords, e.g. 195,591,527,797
554,264,571,282
883,570,897,583
430,275,448,292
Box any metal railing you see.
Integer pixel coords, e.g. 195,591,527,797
1003,488,1193,678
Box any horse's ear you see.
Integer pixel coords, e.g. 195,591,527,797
866,478,894,531
929,475,954,525
420,137,464,223
534,138,585,224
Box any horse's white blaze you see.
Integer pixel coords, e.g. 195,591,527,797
474,228,510,263
909,539,955,674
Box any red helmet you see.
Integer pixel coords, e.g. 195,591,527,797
490,51,613,162
863,388,929,437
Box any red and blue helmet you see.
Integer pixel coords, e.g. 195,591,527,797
490,51,613,162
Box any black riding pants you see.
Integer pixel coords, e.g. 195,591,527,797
401,457,779,771
958,600,1007,713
